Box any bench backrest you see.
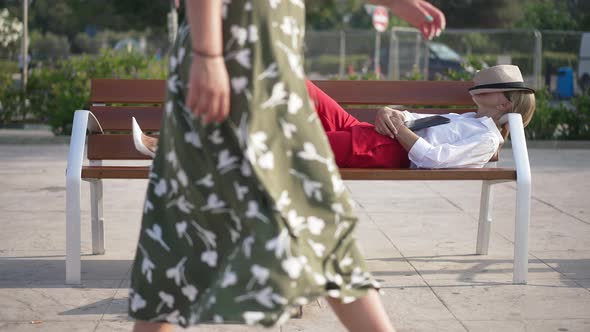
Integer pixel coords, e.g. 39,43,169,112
87,79,480,161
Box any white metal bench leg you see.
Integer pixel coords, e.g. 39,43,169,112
66,173,82,285
507,113,532,284
90,176,105,255
476,180,494,255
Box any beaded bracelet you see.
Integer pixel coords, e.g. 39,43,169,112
192,48,223,58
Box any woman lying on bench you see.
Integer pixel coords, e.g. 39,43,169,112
133,65,535,169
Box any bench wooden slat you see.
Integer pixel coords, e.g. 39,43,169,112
90,106,163,131
82,166,150,179
340,168,515,180
314,80,476,105
90,79,476,106
81,165,516,181
91,79,166,103
87,134,156,160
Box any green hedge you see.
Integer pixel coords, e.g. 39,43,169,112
0,49,167,134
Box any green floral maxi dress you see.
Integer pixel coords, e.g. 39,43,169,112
129,0,379,327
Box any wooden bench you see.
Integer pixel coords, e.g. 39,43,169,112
66,79,531,285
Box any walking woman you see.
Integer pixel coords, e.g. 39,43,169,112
129,1,445,331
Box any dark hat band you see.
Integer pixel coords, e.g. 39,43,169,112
468,81,534,93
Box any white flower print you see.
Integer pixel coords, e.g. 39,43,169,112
138,244,155,283
165,100,173,116
286,209,305,235
233,182,249,201
175,221,193,246
153,179,167,197
245,200,270,223
281,256,303,279
279,16,301,48
166,257,187,286
307,239,326,257
276,190,291,211
217,149,240,174
297,142,330,165
248,25,258,42
257,63,278,81
257,151,274,169
289,169,323,202
201,250,218,267
166,150,178,169
287,92,303,114
208,129,224,145
184,132,201,148
156,291,175,313
230,25,248,46
307,216,325,235
143,199,153,214
265,229,289,258
169,179,179,196
240,158,252,177
166,195,195,214
243,311,265,325
190,221,217,248
279,119,297,139
248,264,270,288
226,48,251,69
129,291,147,312
242,235,255,258
331,174,345,194
221,268,238,288
200,194,226,212
340,254,353,268
177,169,188,187
350,267,367,285
276,41,304,78
195,173,214,188
250,132,269,151
167,74,179,93
231,76,248,94
261,82,288,109
169,46,185,71
145,224,171,251
314,273,327,286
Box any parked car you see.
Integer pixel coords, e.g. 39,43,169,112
375,41,473,79
578,33,590,92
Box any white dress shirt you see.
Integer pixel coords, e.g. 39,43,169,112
402,111,504,169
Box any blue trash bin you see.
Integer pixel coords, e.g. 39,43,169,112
556,67,574,99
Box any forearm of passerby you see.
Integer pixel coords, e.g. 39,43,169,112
185,0,223,56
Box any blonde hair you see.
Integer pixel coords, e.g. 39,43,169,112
500,90,536,140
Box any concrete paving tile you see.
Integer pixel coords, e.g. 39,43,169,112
393,319,467,332
431,279,590,321
0,320,99,332
463,319,590,332
282,298,345,332
530,250,590,280
0,280,119,321
378,280,456,322
574,279,590,289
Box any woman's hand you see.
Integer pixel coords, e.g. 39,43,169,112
185,55,230,124
375,106,406,138
386,0,446,40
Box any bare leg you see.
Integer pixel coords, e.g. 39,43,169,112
326,289,395,332
141,134,158,155
133,320,174,332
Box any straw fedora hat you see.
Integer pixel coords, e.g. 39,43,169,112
468,65,535,95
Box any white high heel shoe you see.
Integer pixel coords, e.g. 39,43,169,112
132,117,156,158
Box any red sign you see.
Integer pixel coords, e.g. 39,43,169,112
372,6,389,32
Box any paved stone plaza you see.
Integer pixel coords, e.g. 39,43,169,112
0,137,589,331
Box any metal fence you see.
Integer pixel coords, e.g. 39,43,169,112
305,28,584,90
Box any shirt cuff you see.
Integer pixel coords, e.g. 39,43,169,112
408,137,431,165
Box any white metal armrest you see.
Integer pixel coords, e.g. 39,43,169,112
506,113,532,284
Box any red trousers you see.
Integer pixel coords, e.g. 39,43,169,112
305,80,410,168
